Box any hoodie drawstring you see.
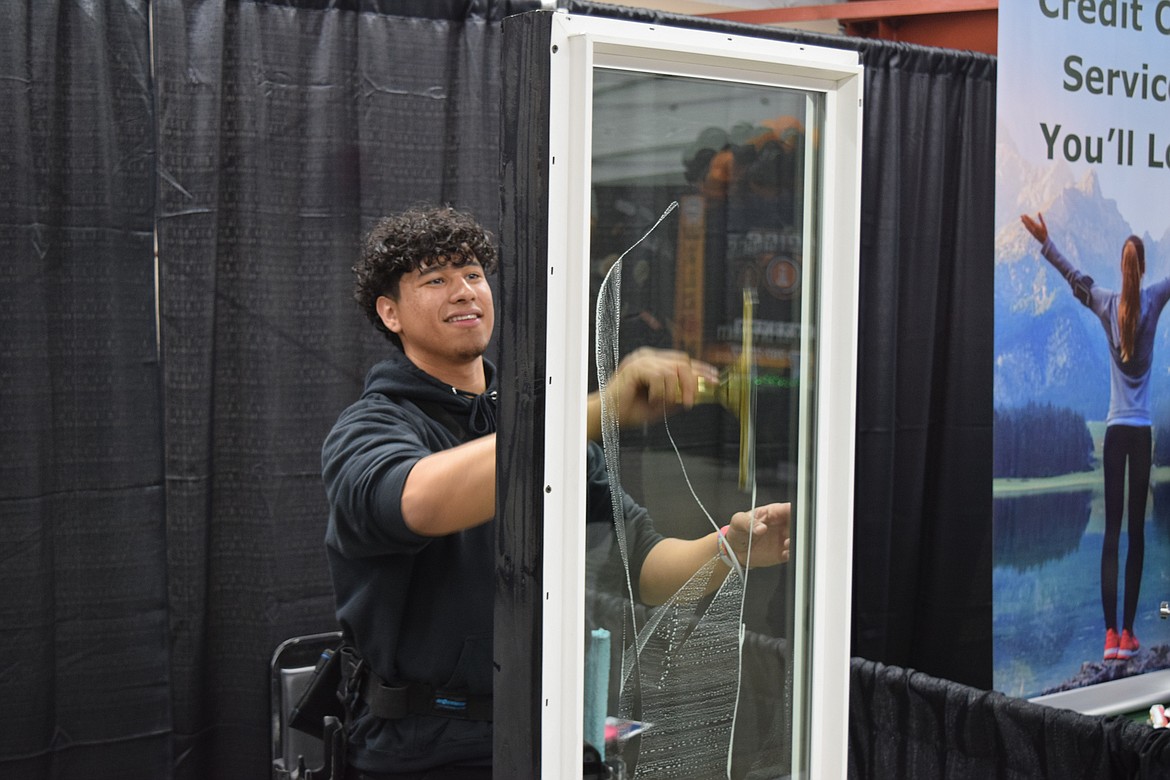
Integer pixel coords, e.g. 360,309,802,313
466,390,497,436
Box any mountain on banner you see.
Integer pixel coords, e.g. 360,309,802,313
994,136,1170,422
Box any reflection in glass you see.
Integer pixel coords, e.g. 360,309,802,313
1151,483,1170,543
584,69,819,778
993,492,1093,571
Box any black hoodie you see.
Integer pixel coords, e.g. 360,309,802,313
322,349,497,770
321,350,662,771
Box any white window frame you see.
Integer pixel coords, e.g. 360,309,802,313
540,13,863,779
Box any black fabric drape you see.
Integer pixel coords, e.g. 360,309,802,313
242,0,540,19
0,1,168,778
152,2,506,776
850,43,996,690
849,659,1170,778
565,0,997,689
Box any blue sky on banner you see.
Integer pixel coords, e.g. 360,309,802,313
998,0,1170,237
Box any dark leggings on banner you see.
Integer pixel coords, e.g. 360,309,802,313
1101,423,1150,632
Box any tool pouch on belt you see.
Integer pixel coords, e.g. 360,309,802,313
338,645,492,722
288,643,345,739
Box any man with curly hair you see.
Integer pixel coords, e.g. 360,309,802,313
321,205,790,778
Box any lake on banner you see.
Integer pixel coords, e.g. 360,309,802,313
994,481,1170,698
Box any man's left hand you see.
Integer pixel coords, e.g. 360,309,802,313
723,502,791,568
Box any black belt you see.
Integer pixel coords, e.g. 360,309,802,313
341,646,492,722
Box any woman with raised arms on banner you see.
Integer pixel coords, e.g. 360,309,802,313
1022,212,1170,662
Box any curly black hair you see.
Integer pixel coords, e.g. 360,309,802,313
354,205,498,347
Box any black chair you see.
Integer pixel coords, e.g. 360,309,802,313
271,631,345,780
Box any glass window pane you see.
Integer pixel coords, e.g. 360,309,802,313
585,67,822,779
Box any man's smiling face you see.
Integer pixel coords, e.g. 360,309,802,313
376,257,494,377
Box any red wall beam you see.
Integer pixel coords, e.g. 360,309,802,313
701,0,998,25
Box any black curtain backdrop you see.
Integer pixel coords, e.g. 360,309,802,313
851,43,995,690
0,2,169,778
1,0,998,776
152,2,509,777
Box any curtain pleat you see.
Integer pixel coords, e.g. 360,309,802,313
0,1,168,777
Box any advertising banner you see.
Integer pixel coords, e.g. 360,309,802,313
995,1,1170,700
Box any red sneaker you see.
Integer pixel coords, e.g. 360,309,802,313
1104,628,1120,660
1118,629,1140,660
